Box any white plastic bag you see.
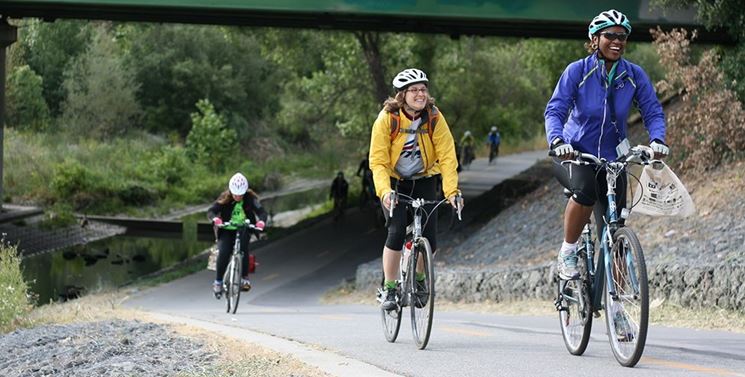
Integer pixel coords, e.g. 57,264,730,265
631,162,695,217
206,246,218,271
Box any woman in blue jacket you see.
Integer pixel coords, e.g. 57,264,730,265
545,9,669,280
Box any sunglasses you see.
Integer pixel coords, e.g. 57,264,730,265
600,32,628,42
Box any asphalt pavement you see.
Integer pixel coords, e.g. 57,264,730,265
125,150,745,377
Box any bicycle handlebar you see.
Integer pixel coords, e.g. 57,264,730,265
216,219,263,231
548,145,658,167
387,191,463,221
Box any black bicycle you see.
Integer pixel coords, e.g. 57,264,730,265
552,145,656,367
378,191,462,349
216,220,261,314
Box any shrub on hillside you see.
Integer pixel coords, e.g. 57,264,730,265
0,240,30,332
186,99,238,170
652,28,745,173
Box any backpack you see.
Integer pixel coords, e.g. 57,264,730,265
389,106,439,142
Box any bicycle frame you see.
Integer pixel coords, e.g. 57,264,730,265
570,154,646,314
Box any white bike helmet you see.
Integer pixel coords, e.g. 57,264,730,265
491,126,497,132
228,173,249,195
392,68,428,90
588,9,632,40
464,130,472,137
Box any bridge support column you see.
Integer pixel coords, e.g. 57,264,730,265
0,17,18,211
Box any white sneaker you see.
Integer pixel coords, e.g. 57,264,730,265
241,278,252,292
557,252,580,280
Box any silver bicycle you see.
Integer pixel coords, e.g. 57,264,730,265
378,191,462,350
215,220,261,314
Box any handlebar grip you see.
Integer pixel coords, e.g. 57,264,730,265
548,150,557,157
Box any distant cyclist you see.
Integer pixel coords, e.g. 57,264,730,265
330,171,349,220
486,126,501,164
208,173,267,296
545,9,668,281
356,154,376,206
459,130,476,168
369,68,461,310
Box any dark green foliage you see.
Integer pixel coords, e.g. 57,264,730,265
125,25,280,136
51,159,93,199
148,146,191,185
19,19,92,115
5,65,50,131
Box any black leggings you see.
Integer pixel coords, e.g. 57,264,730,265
552,158,627,236
215,228,250,281
383,176,438,252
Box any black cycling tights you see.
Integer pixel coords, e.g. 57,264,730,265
383,176,438,252
552,158,627,236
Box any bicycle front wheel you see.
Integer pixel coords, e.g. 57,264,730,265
604,227,648,367
558,246,593,355
410,237,435,350
225,254,242,314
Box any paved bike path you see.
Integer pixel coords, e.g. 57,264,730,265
125,150,745,376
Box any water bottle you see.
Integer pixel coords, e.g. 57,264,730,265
402,241,413,273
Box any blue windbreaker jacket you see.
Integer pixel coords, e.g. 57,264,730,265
545,53,665,160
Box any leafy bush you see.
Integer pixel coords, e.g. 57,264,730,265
0,240,30,332
149,145,191,185
186,99,237,170
5,65,50,131
652,28,745,173
51,159,93,198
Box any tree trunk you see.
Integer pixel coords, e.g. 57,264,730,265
354,31,388,103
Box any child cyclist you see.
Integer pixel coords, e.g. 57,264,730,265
207,172,267,296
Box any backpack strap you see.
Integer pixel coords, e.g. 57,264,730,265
389,106,439,142
389,111,401,141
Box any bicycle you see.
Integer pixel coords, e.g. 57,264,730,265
377,190,462,350
215,219,261,314
551,145,656,367
488,143,499,165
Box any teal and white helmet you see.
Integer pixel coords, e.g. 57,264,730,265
588,9,632,40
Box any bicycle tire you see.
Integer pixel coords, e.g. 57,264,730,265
410,237,435,350
225,254,242,314
558,245,593,355
604,227,648,367
380,289,402,343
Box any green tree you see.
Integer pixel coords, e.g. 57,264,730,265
19,19,92,115
186,99,237,170
126,25,279,136
59,23,141,138
5,65,50,131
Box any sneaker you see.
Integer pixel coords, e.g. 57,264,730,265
213,280,223,298
241,278,252,292
381,288,398,311
414,279,429,308
557,251,580,280
613,308,634,342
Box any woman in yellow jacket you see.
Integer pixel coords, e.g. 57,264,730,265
369,68,461,310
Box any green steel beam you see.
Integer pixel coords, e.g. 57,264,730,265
0,0,733,43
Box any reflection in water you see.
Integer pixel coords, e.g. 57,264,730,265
23,236,210,304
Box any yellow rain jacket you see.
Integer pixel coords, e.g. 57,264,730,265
369,105,459,199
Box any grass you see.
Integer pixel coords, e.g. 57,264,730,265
0,240,32,332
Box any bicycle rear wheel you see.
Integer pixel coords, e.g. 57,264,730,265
604,227,648,367
558,246,592,355
410,237,435,350
225,254,242,314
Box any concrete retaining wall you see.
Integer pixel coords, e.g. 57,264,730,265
356,260,745,310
